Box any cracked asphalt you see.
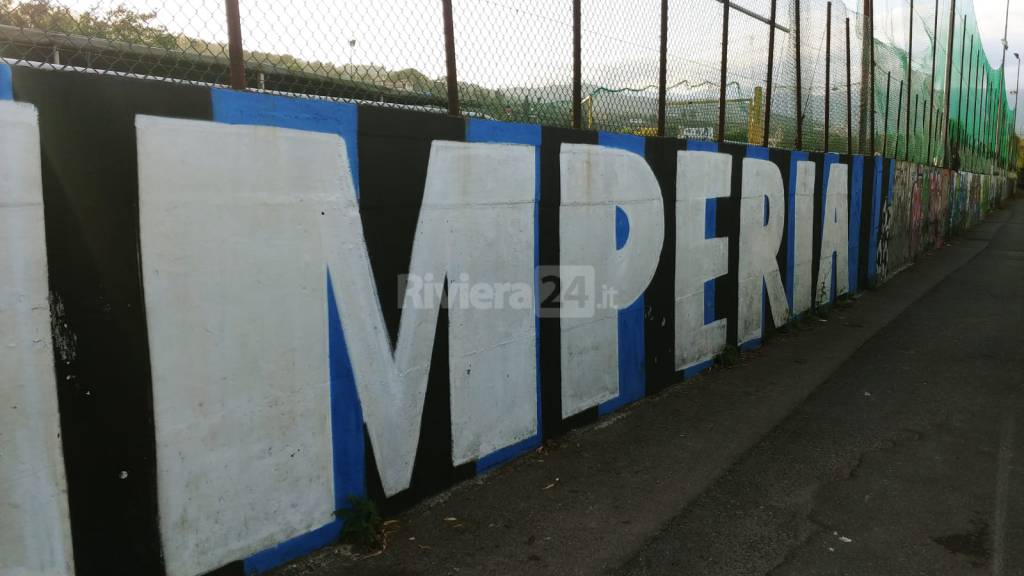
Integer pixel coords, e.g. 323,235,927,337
275,197,1023,576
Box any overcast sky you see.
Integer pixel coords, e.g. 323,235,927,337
57,0,1024,133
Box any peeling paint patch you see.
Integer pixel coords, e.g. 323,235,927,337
49,292,77,365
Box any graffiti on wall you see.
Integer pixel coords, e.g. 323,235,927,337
874,160,1012,283
0,65,1013,576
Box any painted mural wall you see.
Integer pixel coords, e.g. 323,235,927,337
0,64,1014,576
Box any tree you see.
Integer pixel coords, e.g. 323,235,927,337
0,0,177,48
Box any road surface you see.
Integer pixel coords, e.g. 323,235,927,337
275,197,1024,576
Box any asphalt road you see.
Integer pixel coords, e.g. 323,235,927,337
276,198,1023,576
617,198,1024,576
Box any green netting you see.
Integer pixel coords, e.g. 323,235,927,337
872,0,1017,172
0,0,1017,170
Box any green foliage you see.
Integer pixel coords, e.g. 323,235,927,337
336,496,383,549
0,0,178,48
716,344,740,367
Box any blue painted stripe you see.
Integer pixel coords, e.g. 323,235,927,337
686,140,718,153
213,90,365,573
848,156,863,294
786,151,809,312
597,131,647,416
739,337,762,352
212,89,360,197
466,119,544,471
0,63,11,100
680,358,715,380
867,156,884,284
243,521,342,575
746,145,770,160
326,272,365,507
615,206,630,250
821,153,841,304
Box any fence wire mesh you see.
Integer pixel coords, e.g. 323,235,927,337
0,0,1017,170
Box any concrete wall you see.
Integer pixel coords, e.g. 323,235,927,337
0,64,1014,576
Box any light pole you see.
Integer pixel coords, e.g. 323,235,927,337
996,0,1009,169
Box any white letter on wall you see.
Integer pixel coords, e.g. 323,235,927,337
0,102,75,576
141,116,538,553
675,151,730,370
737,157,790,345
408,141,538,469
816,163,850,306
323,140,537,493
138,117,341,576
559,144,664,417
792,161,815,316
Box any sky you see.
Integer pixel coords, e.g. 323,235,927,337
55,0,1024,134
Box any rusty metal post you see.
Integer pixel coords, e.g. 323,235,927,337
795,0,803,149
657,0,669,137
825,2,832,152
225,0,245,90
846,17,852,155
868,0,876,156
906,0,913,159
957,18,967,150
762,0,778,146
974,49,982,152
911,92,918,160
441,0,460,116
895,79,904,158
966,36,975,149
719,0,730,143
942,0,957,165
978,77,987,158
913,93,919,146
883,71,892,156
572,0,582,129
926,0,938,164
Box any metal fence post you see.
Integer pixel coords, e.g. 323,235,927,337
719,0,730,143
966,37,975,149
657,0,669,137
911,92,918,160
913,93,919,158
974,49,982,152
906,0,913,160
795,0,803,149
441,0,460,116
860,0,873,154
224,0,245,90
825,2,831,152
942,0,957,166
869,1,876,156
572,0,582,129
883,71,892,156
895,79,904,158
926,0,938,164
957,17,967,152
762,0,778,146
846,17,852,155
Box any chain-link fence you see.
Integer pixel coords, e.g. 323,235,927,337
0,0,1017,170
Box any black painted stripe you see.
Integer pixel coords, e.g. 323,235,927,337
11,67,212,576
643,136,683,395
